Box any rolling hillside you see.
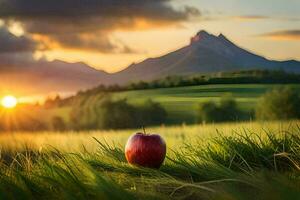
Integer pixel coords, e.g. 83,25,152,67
48,84,300,125
112,84,300,124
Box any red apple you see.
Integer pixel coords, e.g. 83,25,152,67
125,132,166,168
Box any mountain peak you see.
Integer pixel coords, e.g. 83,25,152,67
197,30,210,36
190,30,212,44
218,33,225,39
190,30,237,49
218,33,232,44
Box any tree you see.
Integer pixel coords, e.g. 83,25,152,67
69,95,167,130
51,116,66,131
198,97,244,123
137,99,167,126
219,96,242,121
100,98,137,129
255,87,300,120
198,101,220,123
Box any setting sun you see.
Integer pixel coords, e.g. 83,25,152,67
1,95,18,108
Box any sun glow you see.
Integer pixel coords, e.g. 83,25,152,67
1,95,18,109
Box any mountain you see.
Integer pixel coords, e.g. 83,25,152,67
0,59,110,96
1,30,300,96
112,30,300,83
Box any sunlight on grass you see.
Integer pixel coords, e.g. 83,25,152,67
0,120,298,153
0,120,300,199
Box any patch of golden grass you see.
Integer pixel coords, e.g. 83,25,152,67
0,120,298,153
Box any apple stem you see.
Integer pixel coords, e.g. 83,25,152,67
142,126,146,134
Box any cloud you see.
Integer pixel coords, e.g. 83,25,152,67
0,26,37,69
259,30,300,40
0,0,200,53
0,26,37,53
231,15,300,22
232,15,268,21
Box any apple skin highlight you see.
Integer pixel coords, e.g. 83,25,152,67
125,133,166,169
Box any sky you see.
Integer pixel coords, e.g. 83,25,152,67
0,0,299,73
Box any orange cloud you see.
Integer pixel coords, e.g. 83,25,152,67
259,30,300,40
232,15,268,21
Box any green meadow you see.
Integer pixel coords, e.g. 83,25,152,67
112,84,300,124
4,84,298,199
43,83,300,125
0,121,300,199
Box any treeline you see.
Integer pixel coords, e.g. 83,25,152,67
0,96,167,131
1,87,300,132
43,70,300,108
198,96,249,123
197,86,300,123
70,95,167,130
79,70,300,96
2,69,300,132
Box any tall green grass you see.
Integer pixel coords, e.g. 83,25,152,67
0,122,300,199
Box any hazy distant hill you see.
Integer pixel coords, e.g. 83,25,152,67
112,30,300,84
0,59,109,96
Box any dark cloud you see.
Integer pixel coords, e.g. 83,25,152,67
0,0,199,21
0,0,200,53
259,30,300,40
0,26,36,69
0,26,37,53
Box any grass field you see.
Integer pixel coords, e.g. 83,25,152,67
0,120,297,153
113,84,300,124
0,121,300,199
43,84,300,125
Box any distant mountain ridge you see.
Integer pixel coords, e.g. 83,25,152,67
1,30,300,96
112,30,300,84
0,59,109,96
